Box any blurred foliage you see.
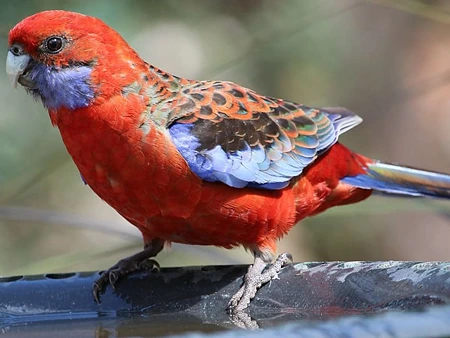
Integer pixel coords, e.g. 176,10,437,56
1,0,450,276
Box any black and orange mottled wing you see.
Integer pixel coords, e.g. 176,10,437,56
167,81,362,189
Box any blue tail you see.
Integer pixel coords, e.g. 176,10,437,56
342,161,450,199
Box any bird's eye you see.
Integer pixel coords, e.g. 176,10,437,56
45,36,64,53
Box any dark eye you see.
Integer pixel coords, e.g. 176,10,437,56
45,36,64,53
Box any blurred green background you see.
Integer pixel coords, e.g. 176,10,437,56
1,0,450,276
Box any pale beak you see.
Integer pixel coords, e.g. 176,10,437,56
6,51,31,88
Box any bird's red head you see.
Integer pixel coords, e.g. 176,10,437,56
7,10,146,110
8,10,130,68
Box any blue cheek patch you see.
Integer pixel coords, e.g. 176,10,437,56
27,63,94,110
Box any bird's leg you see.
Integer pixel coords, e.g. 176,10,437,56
93,238,164,303
228,252,293,313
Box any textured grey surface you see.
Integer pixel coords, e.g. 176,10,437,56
0,261,449,336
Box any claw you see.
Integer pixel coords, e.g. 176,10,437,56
92,281,103,303
109,271,119,289
141,258,160,272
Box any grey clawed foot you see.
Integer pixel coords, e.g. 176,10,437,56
92,238,164,303
228,253,293,314
93,257,160,303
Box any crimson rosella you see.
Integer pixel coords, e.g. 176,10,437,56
6,10,450,313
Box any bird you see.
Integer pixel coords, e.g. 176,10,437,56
6,10,450,313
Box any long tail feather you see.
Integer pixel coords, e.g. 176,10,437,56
342,161,450,199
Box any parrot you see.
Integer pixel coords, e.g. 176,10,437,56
6,10,450,313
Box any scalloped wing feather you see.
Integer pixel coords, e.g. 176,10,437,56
167,81,362,189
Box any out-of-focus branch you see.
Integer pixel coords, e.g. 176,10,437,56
0,206,138,239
